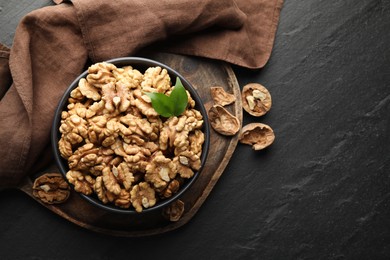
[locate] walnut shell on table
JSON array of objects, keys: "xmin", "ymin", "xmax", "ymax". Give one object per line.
[
  {"xmin": 208, "ymin": 105, "xmax": 240, "ymax": 136},
  {"xmin": 239, "ymin": 123, "xmax": 275, "ymax": 150},
  {"xmin": 210, "ymin": 86, "xmax": 236, "ymax": 106},
  {"xmin": 241, "ymin": 83, "xmax": 272, "ymax": 116}
]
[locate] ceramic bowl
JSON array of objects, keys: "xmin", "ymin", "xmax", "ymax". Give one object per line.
[{"xmin": 51, "ymin": 57, "xmax": 210, "ymax": 214}]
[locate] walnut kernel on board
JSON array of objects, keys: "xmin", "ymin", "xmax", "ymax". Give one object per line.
[
  {"xmin": 32, "ymin": 173, "xmax": 70, "ymax": 204},
  {"xmin": 210, "ymin": 86, "xmax": 236, "ymax": 106},
  {"xmin": 208, "ymin": 105, "xmax": 240, "ymax": 136},
  {"xmin": 162, "ymin": 199, "xmax": 185, "ymax": 222},
  {"xmin": 239, "ymin": 123, "xmax": 275, "ymax": 150},
  {"xmin": 241, "ymin": 83, "xmax": 272, "ymax": 116}
]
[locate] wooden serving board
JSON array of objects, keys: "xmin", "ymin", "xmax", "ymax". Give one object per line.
[{"xmin": 17, "ymin": 53, "xmax": 243, "ymax": 237}]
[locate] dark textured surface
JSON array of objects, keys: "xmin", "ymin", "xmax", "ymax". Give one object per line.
[{"xmin": 1, "ymin": 0, "xmax": 390, "ymax": 259}]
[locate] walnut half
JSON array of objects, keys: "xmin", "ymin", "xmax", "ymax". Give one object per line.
[
  {"xmin": 210, "ymin": 86, "xmax": 236, "ymax": 106},
  {"xmin": 242, "ymin": 83, "xmax": 272, "ymax": 116},
  {"xmin": 162, "ymin": 199, "xmax": 185, "ymax": 222},
  {"xmin": 130, "ymin": 182, "xmax": 157, "ymax": 213},
  {"xmin": 208, "ymin": 105, "xmax": 240, "ymax": 136},
  {"xmin": 32, "ymin": 173, "xmax": 70, "ymax": 204},
  {"xmin": 239, "ymin": 123, "xmax": 275, "ymax": 150}
]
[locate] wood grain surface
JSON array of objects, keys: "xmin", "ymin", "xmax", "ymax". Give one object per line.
[{"xmin": 17, "ymin": 52, "xmax": 243, "ymax": 237}]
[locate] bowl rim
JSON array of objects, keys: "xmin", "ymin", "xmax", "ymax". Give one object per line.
[{"xmin": 51, "ymin": 56, "xmax": 210, "ymax": 214}]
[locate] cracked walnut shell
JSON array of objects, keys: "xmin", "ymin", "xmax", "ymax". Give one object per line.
[
  {"xmin": 210, "ymin": 86, "xmax": 236, "ymax": 106},
  {"xmin": 32, "ymin": 173, "xmax": 70, "ymax": 204},
  {"xmin": 242, "ymin": 83, "xmax": 272, "ymax": 116},
  {"xmin": 239, "ymin": 123, "xmax": 275, "ymax": 150},
  {"xmin": 208, "ymin": 105, "xmax": 240, "ymax": 136}
]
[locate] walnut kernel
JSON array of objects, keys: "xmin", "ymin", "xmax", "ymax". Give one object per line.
[
  {"xmin": 162, "ymin": 200, "xmax": 185, "ymax": 222},
  {"xmin": 130, "ymin": 182, "xmax": 156, "ymax": 213},
  {"xmin": 32, "ymin": 173, "xmax": 70, "ymax": 204}
]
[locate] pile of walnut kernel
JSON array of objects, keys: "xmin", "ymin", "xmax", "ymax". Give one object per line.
[{"xmin": 58, "ymin": 62, "xmax": 205, "ymax": 213}]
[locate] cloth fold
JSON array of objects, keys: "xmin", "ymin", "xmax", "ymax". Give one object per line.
[
  {"xmin": 71, "ymin": 0, "xmax": 248, "ymax": 63},
  {"xmin": 0, "ymin": 0, "xmax": 283, "ymax": 188}
]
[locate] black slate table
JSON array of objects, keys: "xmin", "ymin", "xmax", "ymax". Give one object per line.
[{"xmin": 1, "ymin": 0, "xmax": 389, "ymax": 259}]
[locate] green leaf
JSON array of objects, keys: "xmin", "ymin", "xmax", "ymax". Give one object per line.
[
  {"xmin": 145, "ymin": 77, "xmax": 188, "ymax": 117},
  {"xmin": 170, "ymin": 77, "xmax": 188, "ymax": 116},
  {"xmin": 145, "ymin": 92, "xmax": 175, "ymax": 117}
]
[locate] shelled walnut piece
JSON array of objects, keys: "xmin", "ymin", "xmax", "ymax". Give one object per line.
[
  {"xmin": 162, "ymin": 199, "xmax": 185, "ymax": 222},
  {"xmin": 239, "ymin": 123, "xmax": 275, "ymax": 150},
  {"xmin": 32, "ymin": 173, "xmax": 70, "ymax": 204},
  {"xmin": 242, "ymin": 83, "xmax": 272, "ymax": 116},
  {"xmin": 58, "ymin": 62, "xmax": 205, "ymax": 212}
]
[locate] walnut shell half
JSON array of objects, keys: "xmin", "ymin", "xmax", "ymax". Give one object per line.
[
  {"xmin": 210, "ymin": 86, "xmax": 236, "ymax": 106},
  {"xmin": 239, "ymin": 123, "xmax": 275, "ymax": 150},
  {"xmin": 208, "ymin": 105, "xmax": 240, "ymax": 136},
  {"xmin": 242, "ymin": 83, "xmax": 272, "ymax": 116}
]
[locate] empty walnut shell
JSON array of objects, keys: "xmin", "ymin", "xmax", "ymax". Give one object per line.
[
  {"xmin": 241, "ymin": 83, "xmax": 272, "ymax": 116},
  {"xmin": 208, "ymin": 105, "xmax": 240, "ymax": 136},
  {"xmin": 32, "ymin": 173, "xmax": 70, "ymax": 204},
  {"xmin": 210, "ymin": 86, "xmax": 236, "ymax": 106},
  {"xmin": 239, "ymin": 123, "xmax": 275, "ymax": 150}
]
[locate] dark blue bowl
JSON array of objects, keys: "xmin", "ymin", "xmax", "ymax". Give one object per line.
[{"xmin": 51, "ymin": 57, "xmax": 210, "ymax": 214}]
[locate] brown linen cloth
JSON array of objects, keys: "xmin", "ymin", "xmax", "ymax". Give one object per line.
[{"xmin": 0, "ymin": 0, "xmax": 283, "ymax": 188}]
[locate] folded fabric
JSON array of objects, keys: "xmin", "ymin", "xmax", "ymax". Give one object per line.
[{"xmin": 0, "ymin": 0, "xmax": 283, "ymax": 188}]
